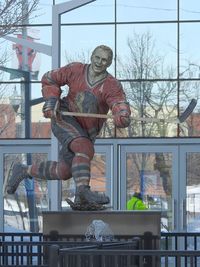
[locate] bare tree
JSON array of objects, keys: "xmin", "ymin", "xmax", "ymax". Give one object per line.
[
  {"xmin": 117, "ymin": 31, "xmax": 178, "ymax": 201},
  {"xmin": 0, "ymin": 0, "xmax": 39, "ymax": 138},
  {"xmin": 118, "ymin": 31, "xmax": 178, "ymax": 138},
  {"xmin": 119, "ymin": 32, "xmax": 199, "ymax": 206},
  {"xmin": 0, "ymin": 0, "xmax": 39, "ymax": 37}
]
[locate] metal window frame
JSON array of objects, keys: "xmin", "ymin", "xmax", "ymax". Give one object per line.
[{"xmin": 50, "ymin": 0, "xmax": 96, "ymax": 211}]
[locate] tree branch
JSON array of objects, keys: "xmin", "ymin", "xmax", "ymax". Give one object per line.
[{"xmin": 0, "ymin": 0, "xmax": 39, "ymax": 37}]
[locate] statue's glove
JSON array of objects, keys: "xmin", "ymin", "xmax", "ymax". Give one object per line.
[
  {"xmin": 112, "ymin": 102, "xmax": 131, "ymax": 128},
  {"xmin": 114, "ymin": 111, "xmax": 130, "ymax": 128},
  {"xmin": 42, "ymin": 97, "xmax": 59, "ymax": 119}
]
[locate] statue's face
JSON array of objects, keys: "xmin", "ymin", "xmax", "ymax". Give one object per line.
[{"xmin": 90, "ymin": 48, "xmax": 112, "ymax": 74}]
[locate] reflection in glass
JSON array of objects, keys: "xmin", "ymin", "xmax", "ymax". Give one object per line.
[
  {"xmin": 60, "ymin": 0, "xmax": 115, "ymax": 23},
  {"xmin": 0, "ymin": 27, "xmax": 51, "ymax": 82},
  {"xmin": 117, "ymin": 0, "xmax": 177, "ymax": 21},
  {"xmin": 60, "ymin": 25, "xmax": 115, "ymax": 75},
  {"xmin": 31, "ymin": 103, "xmax": 51, "ymax": 138},
  {"xmin": 118, "ymin": 81, "xmax": 178, "ymax": 138},
  {"xmin": 99, "ymin": 118, "xmax": 115, "ymax": 138},
  {"xmin": 0, "ymin": 25, "xmax": 51, "ymax": 122},
  {"xmin": 179, "ymin": 91, "xmax": 199, "ymax": 137},
  {"xmin": 116, "ymin": 24, "xmax": 177, "ymax": 79},
  {"xmin": 29, "ymin": 1, "xmax": 53, "ymax": 24},
  {"xmin": 61, "ymin": 153, "xmax": 107, "ymax": 209},
  {"xmin": 0, "ymin": 83, "xmax": 51, "ymax": 139},
  {"xmin": 4, "ymin": 153, "xmax": 49, "ymax": 232},
  {"xmin": 90, "ymin": 154, "xmax": 106, "ymax": 192},
  {"xmin": 180, "ymin": 23, "xmax": 200, "ymax": 76},
  {"xmin": 0, "ymin": 84, "xmax": 24, "ymax": 138},
  {"xmin": 186, "ymin": 153, "xmax": 200, "ymax": 232},
  {"xmin": 180, "ymin": 0, "xmax": 200, "ymax": 20},
  {"xmin": 126, "ymin": 152, "xmax": 172, "ymax": 231}
]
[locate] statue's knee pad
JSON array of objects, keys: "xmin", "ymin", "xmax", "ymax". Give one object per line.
[{"xmin": 69, "ymin": 137, "xmax": 94, "ymax": 160}]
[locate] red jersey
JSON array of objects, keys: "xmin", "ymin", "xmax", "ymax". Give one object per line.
[{"xmin": 41, "ymin": 62, "xmax": 129, "ymax": 139}]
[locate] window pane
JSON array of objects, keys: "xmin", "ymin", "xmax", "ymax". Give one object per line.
[
  {"xmin": 90, "ymin": 153, "xmax": 107, "ymax": 192},
  {"xmin": 180, "ymin": 86, "xmax": 200, "ymax": 137},
  {"xmin": 60, "ymin": 25, "xmax": 115, "ymax": 75},
  {"xmin": 0, "ymin": 82, "xmax": 49, "ymax": 139},
  {"xmin": 0, "ymin": 83, "xmax": 24, "ymax": 138},
  {"xmin": 116, "ymin": 24, "xmax": 177, "ymax": 79},
  {"xmin": 31, "ymin": 82, "xmax": 43, "ymax": 100},
  {"xmin": 1, "ymin": 26, "xmax": 51, "ymax": 82},
  {"xmin": 118, "ymin": 81, "xmax": 178, "ymax": 137},
  {"xmin": 31, "ymin": 103, "xmax": 51, "ymax": 138},
  {"xmin": 117, "ymin": 0, "xmax": 177, "ymax": 21},
  {"xmin": 61, "ymin": 152, "xmax": 108, "ymax": 209},
  {"xmin": 126, "ymin": 152, "xmax": 173, "ymax": 232},
  {"xmin": 186, "ymin": 152, "xmax": 200, "ymax": 232},
  {"xmin": 180, "ymin": 0, "xmax": 200, "ymax": 20},
  {"xmin": 98, "ymin": 119, "xmax": 115, "ymax": 138},
  {"xmin": 61, "ymin": 0, "xmax": 115, "ymax": 23},
  {"xmin": 30, "ymin": 1, "xmax": 53, "ymax": 24},
  {"xmin": 180, "ymin": 23, "xmax": 200, "ymax": 77},
  {"xmin": 4, "ymin": 153, "xmax": 49, "ymax": 232}
]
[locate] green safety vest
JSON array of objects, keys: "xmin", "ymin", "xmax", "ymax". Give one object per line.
[{"xmin": 127, "ymin": 196, "xmax": 148, "ymax": 210}]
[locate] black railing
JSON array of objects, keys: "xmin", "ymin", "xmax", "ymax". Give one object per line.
[
  {"xmin": 49, "ymin": 246, "xmax": 200, "ymax": 267},
  {"xmin": 161, "ymin": 232, "xmax": 200, "ymax": 250},
  {"xmin": 0, "ymin": 232, "xmax": 200, "ymax": 266}
]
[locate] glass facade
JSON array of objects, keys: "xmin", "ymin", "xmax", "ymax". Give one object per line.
[
  {"xmin": 0, "ymin": 0, "xmax": 199, "ymax": 138},
  {"xmin": 126, "ymin": 151, "xmax": 173, "ymax": 231},
  {"xmin": 1, "ymin": 0, "xmax": 200, "ymax": 233}
]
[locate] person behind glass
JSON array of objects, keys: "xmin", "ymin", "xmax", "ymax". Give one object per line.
[
  {"xmin": 127, "ymin": 192, "xmax": 148, "ymax": 210},
  {"xmin": 6, "ymin": 45, "xmax": 131, "ymax": 209}
]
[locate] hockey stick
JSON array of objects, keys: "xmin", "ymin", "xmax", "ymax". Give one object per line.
[{"xmin": 61, "ymin": 98, "xmax": 197, "ymax": 124}]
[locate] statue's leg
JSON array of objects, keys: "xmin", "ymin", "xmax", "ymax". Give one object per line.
[
  {"xmin": 6, "ymin": 116, "xmax": 75, "ymax": 195},
  {"xmin": 6, "ymin": 159, "xmax": 72, "ymax": 195},
  {"xmin": 30, "ymin": 159, "xmax": 72, "ymax": 180},
  {"xmin": 69, "ymin": 137, "xmax": 93, "ymax": 187},
  {"xmin": 69, "ymin": 137, "xmax": 110, "ymax": 205},
  {"xmin": 51, "ymin": 115, "xmax": 110, "ymax": 207}
]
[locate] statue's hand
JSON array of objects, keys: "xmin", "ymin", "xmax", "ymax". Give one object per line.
[
  {"xmin": 43, "ymin": 109, "xmax": 54, "ymax": 119},
  {"xmin": 114, "ymin": 111, "xmax": 130, "ymax": 128}
]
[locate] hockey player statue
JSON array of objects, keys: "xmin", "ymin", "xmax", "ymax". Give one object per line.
[{"xmin": 7, "ymin": 45, "xmax": 131, "ymax": 210}]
